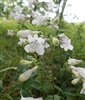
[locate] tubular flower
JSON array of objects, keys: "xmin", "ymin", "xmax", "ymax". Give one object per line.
[
  {"xmin": 58, "ymin": 34, "xmax": 73, "ymax": 51},
  {"xmin": 70, "ymin": 66, "xmax": 85, "ymax": 79},
  {"xmin": 68, "ymin": 58, "xmax": 82, "ymax": 66},
  {"xmin": 70, "ymin": 66, "xmax": 85, "ymax": 94},
  {"xmin": 80, "ymin": 81, "xmax": 85, "ymax": 94},
  {"xmin": 71, "ymin": 78, "xmax": 80, "ymax": 85},
  {"xmin": 28, "ymin": 0, "xmax": 37, "ymax": 8},
  {"xmin": 19, "ymin": 66, "xmax": 38, "ymax": 82},
  {"xmin": 32, "ymin": 16, "xmax": 46, "ymax": 25},
  {"xmin": 24, "ymin": 34, "xmax": 49, "ymax": 55},
  {"xmin": 9, "ymin": 5, "xmax": 25, "ymax": 21},
  {"xmin": 17, "ymin": 30, "xmax": 40, "ymax": 38}
]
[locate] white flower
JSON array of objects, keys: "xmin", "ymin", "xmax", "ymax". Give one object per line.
[
  {"xmin": 71, "ymin": 78, "xmax": 80, "ymax": 85},
  {"xmin": 7, "ymin": 30, "xmax": 15, "ymax": 36},
  {"xmin": 31, "ymin": 11, "xmax": 40, "ymax": 18},
  {"xmin": 70, "ymin": 66, "xmax": 85, "ymax": 79},
  {"xmin": 14, "ymin": 13, "xmax": 25, "ymax": 21},
  {"xmin": 17, "ymin": 30, "xmax": 39, "ymax": 38},
  {"xmin": 19, "ymin": 66, "xmax": 38, "ymax": 82},
  {"xmin": 80, "ymin": 81, "xmax": 85, "ymax": 94},
  {"xmin": 18, "ymin": 38, "xmax": 28, "ymax": 45},
  {"xmin": 10, "ymin": 12, "xmax": 25, "ymax": 21},
  {"xmin": 9, "ymin": 5, "xmax": 25, "ymax": 21},
  {"xmin": 28, "ymin": 0, "xmax": 37, "ymax": 8},
  {"xmin": 68, "ymin": 58, "xmax": 82, "ymax": 65},
  {"xmin": 58, "ymin": 34, "xmax": 73, "ymax": 51},
  {"xmin": 20, "ymin": 95, "xmax": 43, "ymax": 100},
  {"xmin": 13, "ymin": 5, "xmax": 22, "ymax": 13},
  {"xmin": 24, "ymin": 34, "xmax": 49, "ymax": 55},
  {"xmin": 32, "ymin": 16, "xmax": 46, "ymax": 25}
]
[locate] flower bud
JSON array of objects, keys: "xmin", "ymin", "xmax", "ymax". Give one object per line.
[
  {"xmin": 20, "ymin": 60, "xmax": 32, "ymax": 65},
  {"xmin": 32, "ymin": 58, "xmax": 37, "ymax": 62},
  {"xmin": 52, "ymin": 37, "xmax": 59, "ymax": 46},
  {"xmin": 19, "ymin": 66, "xmax": 38, "ymax": 82},
  {"xmin": 17, "ymin": 30, "xmax": 40, "ymax": 38},
  {"xmin": 17, "ymin": 30, "xmax": 32, "ymax": 38},
  {"xmin": 71, "ymin": 78, "xmax": 79, "ymax": 85},
  {"xmin": 72, "ymin": 70, "xmax": 80, "ymax": 78}
]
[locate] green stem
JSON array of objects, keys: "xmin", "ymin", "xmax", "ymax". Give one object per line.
[{"xmin": 52, "ymin": 65, "xmax": 55, "ymax": 100}]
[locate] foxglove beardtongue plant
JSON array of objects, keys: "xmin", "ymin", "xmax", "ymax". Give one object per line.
[
  {"xmin": 5, "ymin": 0, "xmax": 85, "ymax": 99},
  {"xmin": 19, "ymin": 66, "xmax": 38, "ymax": 82},
  {"xmin": 58, "ymin": 34, "xmax": 73, "ymax": 51},
  {"xmin": 24, "ymin": 34, "xmax": 49, "ymax": 55}
]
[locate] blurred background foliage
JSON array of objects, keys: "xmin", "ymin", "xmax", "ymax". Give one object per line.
[{"xmin": 0, "ymin": 0, "xmax": 85, "ymax": 100}]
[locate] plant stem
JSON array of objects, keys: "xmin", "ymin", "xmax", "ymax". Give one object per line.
[{"xmin": 52, "ymin": 65, "xmax": 55, "ymax": 100}]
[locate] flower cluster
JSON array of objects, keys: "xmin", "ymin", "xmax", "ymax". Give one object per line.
[
  {"xmin": 5, "ymin": 0, "xmax": 84, "ymax": 99},
  {"xmin": 10, "ymin": 5, "xmax": 25, "ymax": 21},
  {"xmin": 70, "ymin": 66, "xmax": 85, "ymax": 94},
  {"xmin": 68, "ymin": 58, "xmax": 85, "ymax": 94}
]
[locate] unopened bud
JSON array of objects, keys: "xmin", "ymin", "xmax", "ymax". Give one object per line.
[
  {"xmin": 72, "ymin": 70, "xmax": 80, "ymax": 78},
  {"xmin": 71, "ymin": 78, "xmax": 79, "ymax": 85},
  {"xmin": 52, "ymin": 37, "xmax": 59, "ymax": 46},
  {"xmin": 20, "ymin": 60, "xmax": 32, "ymax": 65},
  {"xmin": 19, "ymin": 66, "xmax": 38, "ymax": 82},
  {"xmin": 32, "ymin": 58, "xmax": 37, "ymax": 62}
]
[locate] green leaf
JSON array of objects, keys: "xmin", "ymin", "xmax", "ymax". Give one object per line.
[
  {"xmin": 0, "ymin": 67, "xmax": 17, "ymax": 73},
  {"xmin": 63, "ymin": 92, "xmax": 79, "ymax": 96},
  {"xmin": 32, "ymin": 80, "xmax": 42, "ymax": 90},
  {"xmin": 45, "ymin": 95, "xmax": 61, "ymax": 100},
  {"xmin": 43, "ymin": 82, "xmax": 53, "ymax": 94},
  {"xmin": 22, "ymin": 78, "xmax": 42, "ymax": 90},
  {"xmin": 54, "ymin": 84, "xmax": 63, "ymax": 93}
]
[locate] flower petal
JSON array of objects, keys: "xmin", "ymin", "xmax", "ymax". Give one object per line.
[
  {"xmin": 24, "ymin": 45, "xmax": 33, "ymax": 53},
  {"xmin": 36, "ymin": 45, "xmax": 44, "ymax": 55},
  {"xmin": 28, "ymin": 34, "xmax": 33, "ymax": 43}
]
